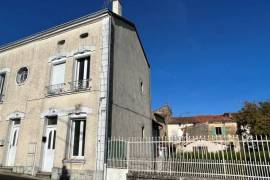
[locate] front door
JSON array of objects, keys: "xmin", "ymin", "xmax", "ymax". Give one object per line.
[
  {"xmin": 42, "ymin": 126, "xmax": 56, "ymax": 172},
  {"xmin": 7, "ymin": 122, "xmax": 20, "ymax": 166}
]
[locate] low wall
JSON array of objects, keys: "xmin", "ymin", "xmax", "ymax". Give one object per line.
[
  {"xmin": 106, "ymin": 168, "xmax": 128, "ymax": 180},
  {"xmin": 127, "ymin": 172, "xmax": 221, "ymax": 180}
]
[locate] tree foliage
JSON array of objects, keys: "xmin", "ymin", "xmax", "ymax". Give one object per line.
[{"xmin": 235, "ymin": 101, "xmax": 270, "ymax": 136}]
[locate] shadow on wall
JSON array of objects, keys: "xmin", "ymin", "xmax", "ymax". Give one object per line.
[{"xmin": 60, "ymin": 166, "xmax": 70, "ymax": 180}]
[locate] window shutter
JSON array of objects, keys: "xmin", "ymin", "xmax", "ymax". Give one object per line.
[
  {"xmin": 211, "ymin": 127, "xmax": 216, "ymax": 136},
  {"xmin": 51, "ymin": 63, "xmax": 65, "ymax": 85},
  {"xmin": 221, "ymin": 127, "xmax": 226, "ymax": 135}
]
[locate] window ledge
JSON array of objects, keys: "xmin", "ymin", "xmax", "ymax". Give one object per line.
[
  {"xmin": 63, "ymin": 159, "xmax": 86, "ymax": 164},
  {"xmin": 45, "ymin": 88, "xmax": 92, "ymax": 98}
]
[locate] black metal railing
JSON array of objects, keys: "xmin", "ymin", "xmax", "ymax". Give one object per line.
[
  {"xmin": 46, "ymin": 83, "xmax": 66, "ymax": 95},
  {"xmin": 69, "ymin": 79, "xmax": 90, "ymax": 91},
  {"xmin": 46, "ymin": 79, "xmax": 91, "ymax": 96}
]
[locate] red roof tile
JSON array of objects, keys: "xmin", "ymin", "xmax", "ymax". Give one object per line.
[{"xmin": 168, "ymin": 114, "xmax": 235, "ymax": 124}]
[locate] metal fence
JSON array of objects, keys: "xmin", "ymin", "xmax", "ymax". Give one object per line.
[{"xmin": 107, "ymin": 135, "xmax": 270, "ymax": 179}]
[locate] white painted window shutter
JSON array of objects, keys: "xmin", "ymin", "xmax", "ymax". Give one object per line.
[{"xmin": 51, "ymin": 63, "xmax": 65, "ymax": 85}]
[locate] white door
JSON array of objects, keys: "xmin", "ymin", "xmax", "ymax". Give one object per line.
[
  {"xmin": 7, "ymin": 126, "xmax": 20, "ymax": 166},
  {"xmin": 42, "ymin": 127, "xmax": 56, "ymax": 172}
]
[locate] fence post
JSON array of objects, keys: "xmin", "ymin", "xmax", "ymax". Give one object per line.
[
  {"xmin": 127, "ymin": 140, "xmax": 130, "ymax": 172},
  {"xmin": 222, "ymin": 136, "xmax": 227, "ymax": 179}
]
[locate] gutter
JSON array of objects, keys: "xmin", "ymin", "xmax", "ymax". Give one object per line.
[{"xmin": 0, "ymin": 9, "xmax": 109, "ymax": 53}]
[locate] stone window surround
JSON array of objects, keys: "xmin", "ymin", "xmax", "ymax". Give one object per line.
[
  {"xmin": 7, "ymin": 111, "xmax": 26, "ymax": 121},
  {"xmin": 69, "ymin": 118, "xmax": 86, "ymax": 158},
  {"xmin": 66, "ymin": 112, "xmax": 87, "ymax": 161},
  {"xmin": 41, "ymin": 108, "xmax": 91, "ymax": 164}
]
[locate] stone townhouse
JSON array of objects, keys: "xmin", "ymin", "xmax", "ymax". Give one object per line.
[{"xmin": 0, "ymin": 1, "xmax": 151, "ymax": 179}]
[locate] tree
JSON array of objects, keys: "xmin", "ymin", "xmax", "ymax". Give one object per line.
[{"xmin": 234, "ymin": 101, "xmax": 270, "ymax": 136}]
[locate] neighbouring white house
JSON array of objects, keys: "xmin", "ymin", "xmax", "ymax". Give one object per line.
[{"xmin": 167, "ymin": 113, "xmax": 240, "ymax": 153}]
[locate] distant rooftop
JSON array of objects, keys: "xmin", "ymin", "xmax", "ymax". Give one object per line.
[{"xmin": 168, "ymin": 113, "xmax": 235, "ymax": 124}]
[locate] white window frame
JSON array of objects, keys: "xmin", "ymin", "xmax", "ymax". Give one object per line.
[
  {"xmin": 69, "ymin": 118, "xmax": 86, "ymax": 159},
  {"xmin": 50, "ymin": 62, "xmax": 66, "ymax": 85},
  {"xmin": 0, "ymin": 73, "xmax": 6, "ymax": 100},
  {"xmin": 74, "ymin": 55, "xmax": 90, "ymax": 82}
]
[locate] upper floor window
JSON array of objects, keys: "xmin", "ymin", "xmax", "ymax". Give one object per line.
[
  {"xmin": 140, "ymin": 81, "xmax": 144, "ymax": 94},
  {"xmin": 0, "ymin": 73, "xmax": 6, "ymax": 102},
  {"xmin": 71, "ymin": 56, "xmax": 90, "ymax": 90},
  {"xmin": 215, "ymin": 127, "xmax": 222, "ymax": 135},
  {"xmin": 48, "ymin": 62, "xmax": 66, "ymax": 94},
  {"xmin": 16, "ymin": 67, "xmax": 28, "ymax": 85}
]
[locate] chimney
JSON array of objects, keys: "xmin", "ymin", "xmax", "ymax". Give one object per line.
[{"xmin": 112, "ymin": 0, "xmax": 122, "ymax": 16}]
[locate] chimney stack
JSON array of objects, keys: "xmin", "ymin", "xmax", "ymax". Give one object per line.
[{"xmin": 112, "ymin": 0, "xmax": 122, "ymax": 16}]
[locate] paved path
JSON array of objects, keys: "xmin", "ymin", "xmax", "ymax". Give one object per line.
[{"xmin": 0, "ymin": 173, "xmax": 36, "ymax": 180}]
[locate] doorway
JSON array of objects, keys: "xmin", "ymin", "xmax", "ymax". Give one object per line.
[
  {"xmin": 6, "ymin": 119, "xmax": 21, "ymax": 166},
  {"xmin": 42, "ymin": 117, "xmax": 57, "ymax": 172}
]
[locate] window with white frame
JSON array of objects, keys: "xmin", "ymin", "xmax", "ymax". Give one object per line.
[
  {"xmin": 0, "ymin": 73, "xmax": 6, "ymax": 101},
  {"xmin": 48, "ymin": 62, "xmax": 66, "ymax": 94},
  {"xmin": 51, "ymin": 62, "xmax": 65, "ymax": 85},
  {"xmin": 70, "ymin": 118, "xmax": 86, "ymax": 158},
  {"xmin": 73, "ymin": 56, "xmax": 90, "ymax": 90}
]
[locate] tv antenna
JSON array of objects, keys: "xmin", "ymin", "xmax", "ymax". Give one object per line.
[{"xmin": 103, "ymin": 0, "xmax": 110, "ymax": 9}]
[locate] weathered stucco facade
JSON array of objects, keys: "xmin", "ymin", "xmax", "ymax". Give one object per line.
[
  {"xmin": 0, "ymin": 9, "xmax": 151, "ymax": 180},
  {"xmin": 167, "ymin": 114, "xmax": 239, "ymax": 153}
]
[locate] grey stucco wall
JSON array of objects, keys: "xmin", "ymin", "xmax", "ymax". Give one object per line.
[{"xmin": 109, "ymin": 17, "xmax": 152, "ymax": 138}]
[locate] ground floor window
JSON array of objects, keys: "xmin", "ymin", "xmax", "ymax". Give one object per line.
[
  {"xmin": 70, "ymin": 119, "xmax": 86, "ymax": 158},
  {"xmin": 193, "ymin": 146, "xmax": 208, "ymax": 153}
]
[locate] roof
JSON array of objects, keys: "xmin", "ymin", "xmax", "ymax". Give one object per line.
[
  {"xmin": 0, "ymin": 9, "xmax": 150, "ymax": 67},
  {"xmin": 0, "ymin": 9, "xmax": 108, "ymax": 52},
  {"xmin": 168, "ymin": 114, "xmax": 235, "ymax": 124},
  {"xmin": 152, "ymin": 112, "xmax": 166, "ymax": 126}
]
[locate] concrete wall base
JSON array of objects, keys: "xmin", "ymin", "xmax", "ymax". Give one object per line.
[
  {"xmin": 51, "ymin": 167, "xmax": 94, "ymax": 180},
  {"xmin": 12, "ymin": 166, "xmax": 36, "ymax": 176},
  {"xmin": 106, "ymin": 168, "xmax": 128, "ymax": 180},
  {"xmin": 127, "ymin": 172, "xmax": 221, "ymax": 180}
]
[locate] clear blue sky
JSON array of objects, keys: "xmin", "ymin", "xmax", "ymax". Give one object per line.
[{"xmin": 1, "ymin": 0, "xmax": 270, "ymax": 116}]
